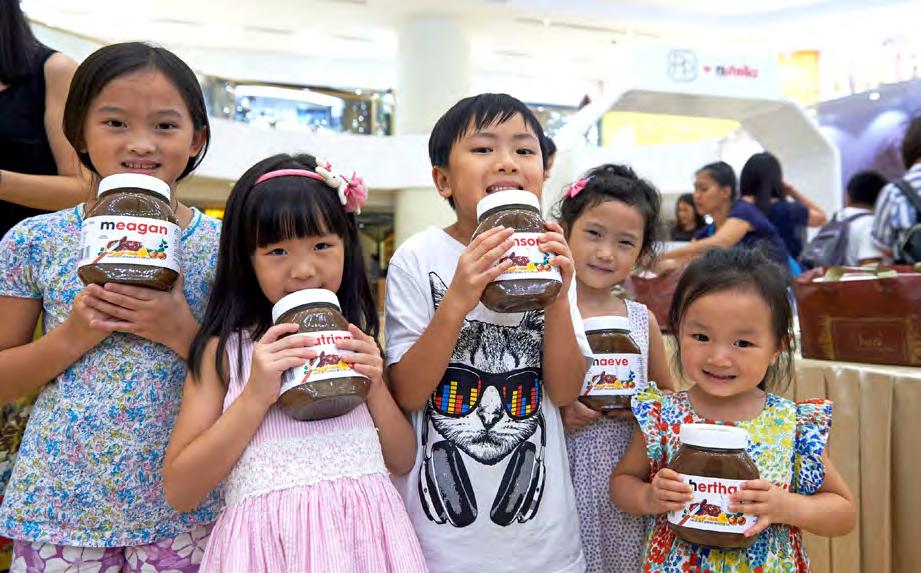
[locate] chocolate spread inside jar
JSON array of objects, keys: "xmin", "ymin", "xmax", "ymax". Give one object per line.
[
  {"xmin": 667, "ymin": 424, "xmax": 760, "ymax": 549},
  {"xmin": 471, "ymin": 190, "xmax": 562, "ymax": 313},
  {"xmin": 578, "ymin": 316, "xmax": 643, "ymax": 412},
  {"xmin": 272, "ymin": 289, "xmax": 370, "ymax": 421},
  {"xmin": 78, "ymin": 173, "xmax": 180, "ymax": 290}
]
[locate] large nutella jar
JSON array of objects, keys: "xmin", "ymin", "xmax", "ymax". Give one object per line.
[
  {"xmin": 579, "ymin": 316, "xmax": 643, "ymax": 412},
  {"xmin": 272, "ymin": 289, "xmax": 370, "ymax": 421},
  {"xmin": 667, "ymin": 424, "xmax": 760, "ymax": 549},
  {"xmin": 471, "ymin": 191, "xmax": 562, "ymax": 313},
  {"xmin": 78, "ymin": 174, "xmax": 180, "ymax": 290}
]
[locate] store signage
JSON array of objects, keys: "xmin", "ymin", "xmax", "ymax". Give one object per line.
[{"xmin": 628, "ymin": 44, "xmax": 779, "ymax": 99}]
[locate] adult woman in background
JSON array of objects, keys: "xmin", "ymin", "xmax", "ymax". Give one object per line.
[
  {"xmin": 657, "ymin": 161, "xmax": 790, "ymax": 271},
  {"xmin": 739, "ymin": 151, "xmax": 827, "ymax": 259},
  {"xmin": 0, "ymin": 3, "xmax": 84, "ymax": 569},
  {"xmin": 669, "ymin": 192, "xmax": 705, "ymax": 241},
  {"xmin": 1, "ymin": 0, "xmax": 86, "ymax": 240}
]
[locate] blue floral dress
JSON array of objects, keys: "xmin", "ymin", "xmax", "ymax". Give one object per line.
[
  {"xmin": 0, "ymin": 206, "xmax": 223, "ymax": 547},
  {"xmin": 632, "ymin": 384, "xmax": 832, "ymax": 573}
]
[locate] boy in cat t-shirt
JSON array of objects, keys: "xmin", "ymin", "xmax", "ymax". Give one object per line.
[{"xmin": 385, "ymin": 93, "xmax": 591, "ymax": 573}]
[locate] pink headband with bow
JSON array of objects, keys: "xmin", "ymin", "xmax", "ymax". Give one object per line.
[{"xmin": 254, "ymin": 159, "xmax": 368, "ymax": 214}]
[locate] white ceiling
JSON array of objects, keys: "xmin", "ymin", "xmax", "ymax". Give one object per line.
[{"xmin": 23, "ymin": 0, "xmax": 921, "ymax": 92}]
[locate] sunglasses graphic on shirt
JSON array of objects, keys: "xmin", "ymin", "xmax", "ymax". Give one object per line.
[{"xmin": 431, "ymin": 363, "xmax": 542, "ymax": 419}]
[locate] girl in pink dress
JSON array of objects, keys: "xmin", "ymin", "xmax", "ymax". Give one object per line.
[{"xmin": 163, "ymin": 153, "xmax": 427, "ymax": 572}]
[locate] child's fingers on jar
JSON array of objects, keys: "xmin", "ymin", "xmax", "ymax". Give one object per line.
[
  {"xmin": 273, "ymin": 346, "xmax": 317, "ymax": 362},
  {"xmin": 336, "ymin": 333, "xmax": 374, "ymax": 353},
  {"xmin": 655, "ymin": 487, "xmax": 692, "ymax": 505},
  {"xmin": 484, "ymin": 258, "xmax": 515, "ymax": 280},
  {"xmin": 730, "ymin": 488, "xmax": 765, "ymax": 504},
  {"xmin": 339, "ymin": 348, "xmax": 380, "ymax": 367},
  {"xmin": 544, "ymin": 221, "xmax": 565, "ymax": 235},
  {"xmin": 469, "ymin": 227, "xmax": 513, "ymax": 257},
  {"xmin": 740, "ymin": 478, "xmax": 771, "ymax": 491},
  {"xmin": 346, "ymin": 323, "xmax": 373, "ymax": 341},
  {"xmin": 656, "ymin": 470, "xmax": 691, "ymax": 490},
  {"xmin": 351, "ymin": 362, "xmax": 381, "ymax": 378},
  {"xmin": 273, "ymin": 357, "xmax": 310, "ymax": 374},
  {"xmin": 266, "ymin": 332, "xmax": 316, "ymax": 352},
  {"xmin": 477, "ymin": 238, "xmax": 514, "ymax": 267},
  {"xmin": 260, "ymin": 323, "xmax": 302, "ymax": 344},
  {"xmin": 660, "ymin": 500, "xmax": 688, "ymax": 512}
]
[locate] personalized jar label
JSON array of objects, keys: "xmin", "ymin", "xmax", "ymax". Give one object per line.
[
  {"xmin": 280, "ymin": 330, "xmax": 369, "ymax": 394},
  {"xmin": 493, "ymin": 232, "xmax": 562, "ymax": 283},
  {"xmin": 582, "ymin": 353, "xmax": 642, "ymax": 396},
  {"xmin": 79, "ymin": 215, "xmax": 180, "ymax": 272},
  {"xmin": 667, "ymin": 475, "xmax": 757, "ymax": 533}
]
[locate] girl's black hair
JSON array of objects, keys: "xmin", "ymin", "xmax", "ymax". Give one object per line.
[
  {"xmin": 696, "ymin": 161, "xmax": 738, "ymax": 200},
  {"xmin": 739, "ymin": 151, "xmax": 784, "ymax": 215},
  {"xmin": 428, "ymin": 93, "xmax": 548, "ymax": 209},
  {"xmin": 62, "ymin": 42, "xmax": 210, "ymax": 180},
  {"xmin": 553, "ymin": 163, "xmax": 661, "ymax": 265},
  {"xmin": 189, "ymin": 153, "xmax": 378, "ymax": 383},
  {"xmin": 667, "ymin": 246, "xmax": 794, "ymax": 393},
  {"xmin": 676, "ymin": 192, "xmax": 705, "ymax": 230},
  {"xmin": 0, "ymin": 0, "xmax": 43, "ymax": 84}
]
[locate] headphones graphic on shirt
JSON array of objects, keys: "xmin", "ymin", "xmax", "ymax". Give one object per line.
[{"xmin": 418, "ymin": 407, "xmax": 546, "ymax": 528}]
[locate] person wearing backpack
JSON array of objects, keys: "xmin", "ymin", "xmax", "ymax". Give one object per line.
[
  {"xmin": 799, "ymin": 171, "xmax": 886, "ymax": 269},
  {"xmin": 872, "ymin": 116, "xmax": 921, "ymax": 263}
]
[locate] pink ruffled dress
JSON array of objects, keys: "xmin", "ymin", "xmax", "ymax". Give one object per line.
[{"xmin": 200, "ymin": 334, "xmax": 427, "ymax": 572}]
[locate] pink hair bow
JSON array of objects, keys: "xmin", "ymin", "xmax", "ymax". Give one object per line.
[
  {"xmin": 565, "ymin": 177, "xmax": 589, "ymax": 199},
  {"xmin": 314, "ymin": 158, "xmax": 367, "ymax": 214},
  {"xmin": 343, "ymin": 172, "xmax": 368, "ymax": 214}
]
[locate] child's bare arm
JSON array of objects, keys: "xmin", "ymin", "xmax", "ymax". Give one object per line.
[
  {"xmin": 542, "ymin": 295, "xmax": 586, "ymax": 405},
  {"xmin": 389, "ymin": 227, "xmax": 513, "ymax": 411},
  {"xmin": 646, "ymin": 311, "xmax": 676, "ymax": 392},
  {"xmin": 611, "ymin": 427, "xmax": 692, "ymax": 515},
  {"xmin": 539, "ymin": 222, "xmax": 586, "ymax": 406},
  {"xmin": 0, "ymin": 292, "xmax": 111, "ymax": 404},
  {"xmin": 338, "ymin": 325, "xmax": 416, "ymax": 475},
  {"xmin": 730, "ymin": 451, "xmax": 856, "ymax": 538},
  {"xmin": 366, "ymin": 374, "xmax": 417, "ymax": 475},
  {"xmin": 163, "ymin": 327, "xmax": 314, "ymax": 512}
]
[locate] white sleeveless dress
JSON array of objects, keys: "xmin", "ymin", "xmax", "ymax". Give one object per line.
[{"xmin": 566, "ymin": 300, "xmax": 651, "ymax": 573}]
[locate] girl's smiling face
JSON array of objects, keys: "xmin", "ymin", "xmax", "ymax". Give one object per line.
[
  {"xmin": 82, "ymin": 68, "xmax": 206, "ymax": 189},
  {"xmin": 678, "ymin": 288, "xmax": 781, "ymax": 399},
  {"xmin": 568, "ymin": 199, "xmax": 645, "ymax": 292}
]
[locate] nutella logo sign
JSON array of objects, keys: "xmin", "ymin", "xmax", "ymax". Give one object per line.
[
  {"xmin": 701, "ymin": 63, "xmax": 759, "ymax": 79},
  {"xmin": 687, "ymin": 478, "xmax": 739, "ymax": 495},
  {"xmin": 99, "ymin": 221, "xmax": 169, "ymax": 235},
  {"xmin": 714, "ymin": 64, "xmax": 759, "ymax": 78}
]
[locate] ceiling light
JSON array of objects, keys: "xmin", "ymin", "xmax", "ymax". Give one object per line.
[{"xmin": 869, "ymin": 91, "xmax": 881, "ymax": 101}]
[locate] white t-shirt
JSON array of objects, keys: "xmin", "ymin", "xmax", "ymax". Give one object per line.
[
  {"xmin": 385, "ymin": 226, "xmax": 591, "ymax": 573},
  {"xmin": 837, "ymin": 206, "xmax": 883, "ymax": 265}
]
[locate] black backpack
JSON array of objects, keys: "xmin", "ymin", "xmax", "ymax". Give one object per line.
[
  {"xmin": 798, "ymin": 210, "xmax": 871, "ymax": 270},
  {"xmin": 892, "ymin": 179, "xmax": 921, "ymax": 264}
]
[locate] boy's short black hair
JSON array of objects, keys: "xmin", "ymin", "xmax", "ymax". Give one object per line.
[
  {"xmin": 429, "ymin": 93, "xmax": 548, "ymax": 209},
  {"xmin": 544, "ymin": 136, "xmax": 557, "ymax": 159},
  {"xmin": 902, "ymin": 116, "xmax": 921, "ymax": 169},
  {"xmin": 846, "ymin": 170, "xmax": 887, "ymax": 207}
]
